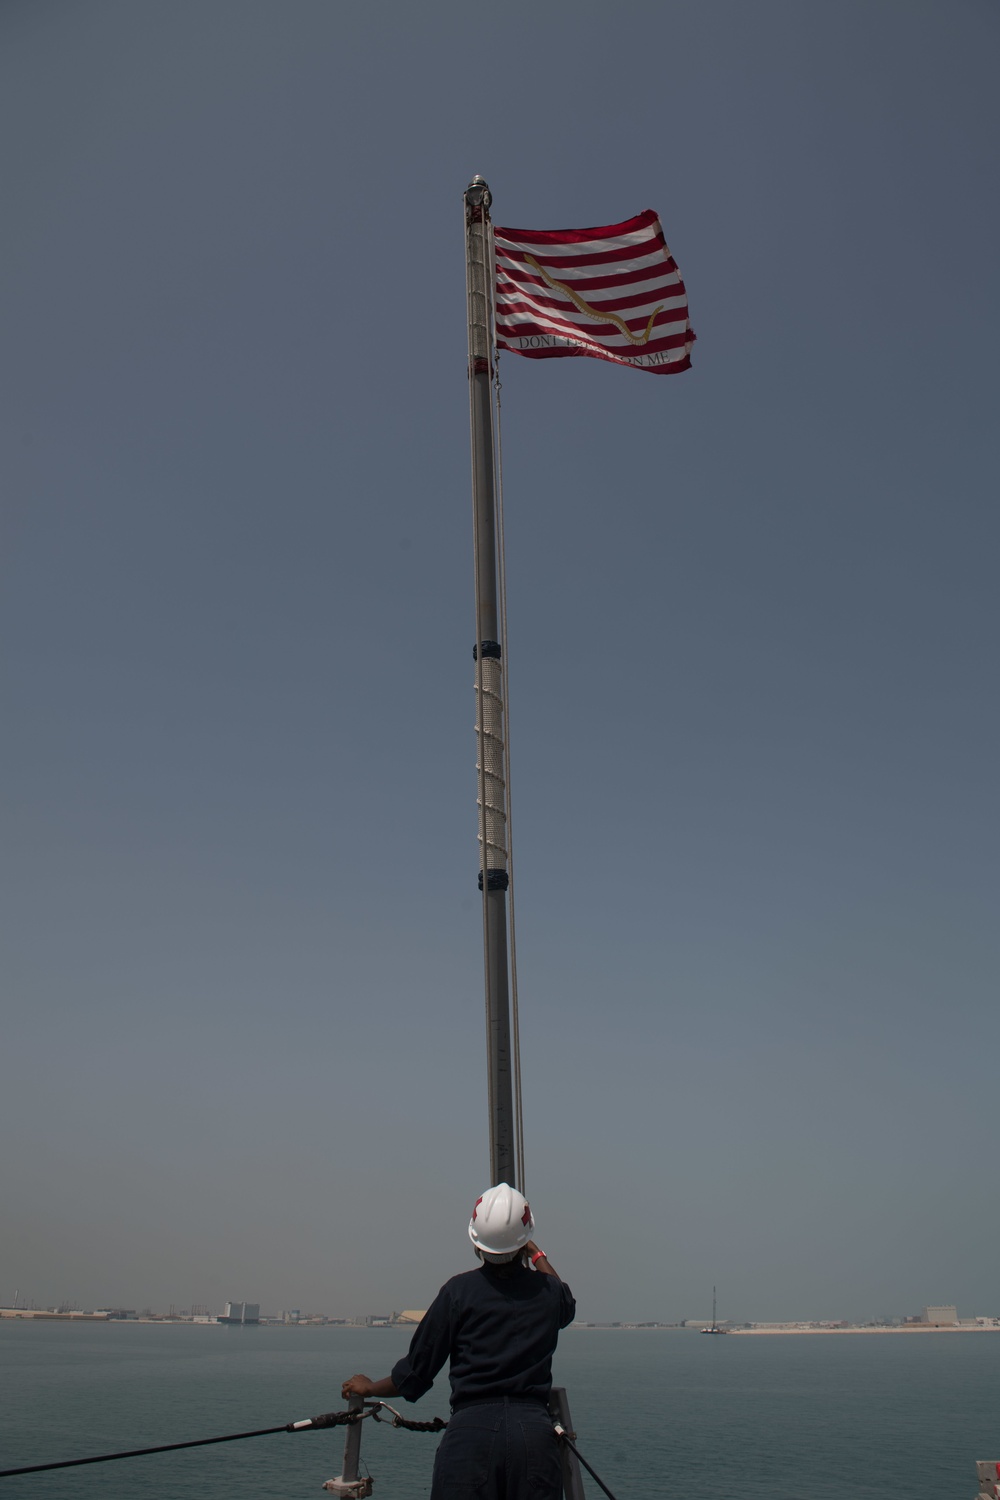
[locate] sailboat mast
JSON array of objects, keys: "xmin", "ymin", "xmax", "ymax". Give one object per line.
[{"xmin": 464, "ymin": 175, "xmax": 517, "ymax": 1190}]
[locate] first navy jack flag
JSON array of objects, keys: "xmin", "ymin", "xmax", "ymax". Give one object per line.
[{"xmin": 493, "ymin": 210, "xmax": 694, "ymax": 374}]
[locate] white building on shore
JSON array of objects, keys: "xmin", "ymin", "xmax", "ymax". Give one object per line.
[{"xmin": 922, "ymin": 1305, "xmax": 958, "ymax": 1325}]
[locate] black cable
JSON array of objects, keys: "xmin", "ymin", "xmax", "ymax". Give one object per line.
[
  {"xmin": 0, "ymin": 1425, "xmax": 293, "ymax": 1479},
  {"xmin": 0, "ymin": 1409, "xmax": 361, "ymax": 1479},
  {"xmin": 556, "ymin": 1430, "xmax": 621, "ymax": 1500}
]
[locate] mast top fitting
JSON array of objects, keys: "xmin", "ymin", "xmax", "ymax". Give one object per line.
[{"xmin": 465, "ymin": 175, "xmax": 492, "ymax": 210}]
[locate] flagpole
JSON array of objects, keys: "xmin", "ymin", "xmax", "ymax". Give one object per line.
[{"xmin": 465, "ymin": 175, "xmax": 517, "ymax": 1190}]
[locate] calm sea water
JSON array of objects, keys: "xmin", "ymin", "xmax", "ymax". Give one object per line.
[{"xmin": 1, "ymin": 1322, "xmax": 997, "ymax": 1500}]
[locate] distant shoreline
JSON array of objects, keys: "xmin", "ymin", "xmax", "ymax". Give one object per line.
[
  {"xmin": 4, "ymin": 1311, "xmax": 999, "ymax": 1335},
  {"xmin": 730, "ymin": 1325, "xmax": 1000, "ymax": 1336}
]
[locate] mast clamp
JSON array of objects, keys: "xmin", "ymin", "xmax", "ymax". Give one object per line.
[{"xmin": 323, "ymin": 1478, "xmax": 373, "ymax": 1498}]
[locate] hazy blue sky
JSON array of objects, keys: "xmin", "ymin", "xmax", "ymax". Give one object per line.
[{"xmin": 2, "ymin": 0, "xmax": 997, "ymax": 1325}]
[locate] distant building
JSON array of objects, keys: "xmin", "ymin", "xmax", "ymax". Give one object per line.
[
  {"xmin": 922, "ymin": 1305, "xmax": 958, "ymax": 1326},
  {"xmin": 220, "ymin": 1301, "xmax": 260, "ymax": 1324}
]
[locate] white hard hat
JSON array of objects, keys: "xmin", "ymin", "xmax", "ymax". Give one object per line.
[{"xmin": 468, "ymin": 1183, "xmax": 534, "ymax": 1256}]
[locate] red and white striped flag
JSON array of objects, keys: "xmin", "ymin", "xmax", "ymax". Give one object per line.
[{"xmin": 494, "ymin": 209, "xmax": 694, "ymax": 374}]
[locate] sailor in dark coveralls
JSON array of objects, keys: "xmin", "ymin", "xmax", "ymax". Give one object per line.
[{"xmin": 342, "ymin": 1183, "xmax": 575, "ymax": 1500}]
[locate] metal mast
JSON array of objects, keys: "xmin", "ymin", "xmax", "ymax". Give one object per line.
[
  {"xmin": 463, "ymin": 179, "xmax": 586, "ymax": 1500},
  {"xmin": 465, "ymin": 175, "xmax": 516, "ymax": 1190}
]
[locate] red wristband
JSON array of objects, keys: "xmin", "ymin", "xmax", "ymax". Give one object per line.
[{"xmin": 530, "ymin": 1250, "xmax": 547, "ymax": 1265}]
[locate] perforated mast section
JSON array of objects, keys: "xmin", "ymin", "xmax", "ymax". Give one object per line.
[{"xmin": 465, "ymin": 175, "xmax": 516, "ymax": 1191}]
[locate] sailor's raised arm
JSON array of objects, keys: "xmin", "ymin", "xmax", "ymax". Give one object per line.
[{"xmin": 525, "ymin": 1240, "xmax": 560, "ymax": 1279}]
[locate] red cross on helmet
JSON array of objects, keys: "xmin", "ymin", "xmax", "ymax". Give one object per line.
[{"xmin": 468, "ymin": 1183, "xmax": 534, "ymax": 1256}]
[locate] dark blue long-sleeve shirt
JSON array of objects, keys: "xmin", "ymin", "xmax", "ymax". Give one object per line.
[{"xmin": 390, "ymin": 1262, "xmax": 576, "ymax": 1409}]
